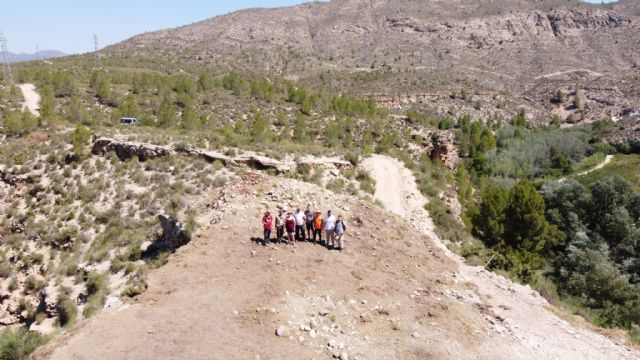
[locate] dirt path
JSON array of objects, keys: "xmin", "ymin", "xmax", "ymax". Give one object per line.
[
  {"xmin": 534, "ymin": 69, "xmax": 603, "ymax": 80},
  {"xmin": 362, "ymin": 154, "xmax": 638, "ymax": 359},
  {"xmin": 18, "ymin": 83, "xmax": 40, "ymax": 116},
  {"xmin": 577, "ymin": 155, "xmax": 614, "ymax": 176},
  {"xmin": 362, "ymin": 155, "xmax": 439, "ymax": 245}
]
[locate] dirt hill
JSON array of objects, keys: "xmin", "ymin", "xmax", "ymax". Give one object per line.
[{"xmin": 34, "ymin": 167, "xmax": 639, "ymax": 359}]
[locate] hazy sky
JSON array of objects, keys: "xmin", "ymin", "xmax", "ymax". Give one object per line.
[
  {"xmin": 0, "ymin": 1, "xmax": 310, "ymax": 54},
  {"xmin": 1, "ymin": 0, "xmax": 613, "ymax": 54}
]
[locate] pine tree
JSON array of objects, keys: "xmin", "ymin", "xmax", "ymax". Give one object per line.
[
  {"xmin": 503, "ymin": 180, "xmax": 564, "ymax": 264},
  {"xmin": 157, "ymin": 95, "xmax": 176, "ymax": 128},
  {"xmin": 39, "ymin": 86, "xmax": 56, "ymax": 121},
  {"xmin": 472, "ymin": 183, "xmax": 509, "ymax": 247},
  {"xmin": 119, "ymin": 94, "xmax": 139, "ymax": 117},
  {"xmin": 180, "ymin": 104, "xmax": 200, "ymax": 130},
  {"xmin": 68, "ymin": 95, "xmax": 89, "ymax": 124},
  {"xmin": 2, "ymin": 111, "xmax": 22, "ymax": 135},
  {"xmin": 69, "ymin": 124, "xmax": 92, "ymax": 160},
  {"xmin": 250, "ymin": 112, "xmax": 269, "ymax": 141}
]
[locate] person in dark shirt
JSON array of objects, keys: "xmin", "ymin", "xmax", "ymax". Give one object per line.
[{"xmin": 304, "ymin": 205, "xmax": 315, "ymax": 242}]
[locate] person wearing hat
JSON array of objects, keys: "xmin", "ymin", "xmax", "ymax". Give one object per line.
[{"xmin": 262, "ymin": 210, "xmax": 273, "ymax": 246}]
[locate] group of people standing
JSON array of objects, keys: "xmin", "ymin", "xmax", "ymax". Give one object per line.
[{"xmin": 261, "ymin": 206, "xmax": 347, "ymax": 252}]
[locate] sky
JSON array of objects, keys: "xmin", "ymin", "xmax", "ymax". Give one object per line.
[
  {"xmin": 1, "ymin": 0, "xmax": 615, "ymax": 55},
  {"xmin": 0, "ymin": 0, "xmax": 310, "ymax": 54}
]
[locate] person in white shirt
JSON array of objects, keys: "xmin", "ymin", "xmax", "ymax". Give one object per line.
[
  {"xmin": 294, "ymin": 208, "xmax": 306, "ymax": 242},
  {"xmin": 323, "ymin": 210, "xmax": 337, "ymax": 248}
]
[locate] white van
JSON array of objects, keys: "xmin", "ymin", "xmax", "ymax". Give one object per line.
[{"xmin": 120, "ymin": 117, "xmax": 139, "ymax": 125}]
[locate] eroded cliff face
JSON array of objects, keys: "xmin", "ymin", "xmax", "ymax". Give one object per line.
[{"xmin": 386, "ymin": 8, "xmax": 630, "ymax": 45}]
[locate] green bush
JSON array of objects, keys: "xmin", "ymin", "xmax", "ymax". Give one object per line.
[
  {"xmin": 356, "ymin": 170, "xmax": 376, "ymax": 194},
  {"xmin": 344, "ymin": 152, "xmax": 361, "ymax": 166},
  {"xmin": 83, "ymin": 272, "xmax": 109, "ymax": 317},
  {"xmin": 121, "ymin": 268, "xmax": 149, "ymax": 298},
  {"xmin": 57, "ymin": 294, "xmax": 77, "ymax": 327},
  {"xmin": 326, "ymin": 179, "xmax": 345, "ymax": 194},
  {"xmin": 0, "ymin": 327, "xmax": 47, "ymax": 360},
  {"xmin": 296, "ymin": 163, "xmax": 311, "ymax": 176},
  {"xmin": 86, "ymin": 272, "xmax": 108, "ymax": 297}
]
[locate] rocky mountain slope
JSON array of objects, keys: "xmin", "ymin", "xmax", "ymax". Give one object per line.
[
  {"xmin": 105, "ymin": 0, "xmax": 640, "ymax": 125},
  {"xmin": 111, "ymin": 0, "xmax": 638, "ymax": 77}
]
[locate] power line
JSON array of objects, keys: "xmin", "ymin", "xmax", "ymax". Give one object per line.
[
  {"xmin": 0, "ymin": 31, "xmax": 13, "ymax": 84},
  {"xmin": 93, "ymin": 33, "xmax": 101, "ymax": 69},
  {"xmin": 363, "ymin": 32, "xmax": 370, "ymax": 69}
]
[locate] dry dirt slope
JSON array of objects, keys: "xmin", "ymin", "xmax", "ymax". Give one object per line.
[
  {"xmin": 34, "ymin": 166, "xmax": 638, "ymax": 359},
  {"xmin": 35, "ymin": 173, "xmax": 484, "ymax": 359}
]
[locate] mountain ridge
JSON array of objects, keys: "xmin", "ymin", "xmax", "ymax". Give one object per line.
[
  {"xmin": 7, "ymin": 50, "xmax": 66, "ymax": 63},
  {"xmin": 107, "ymin": 0, "xmax": 639, "ymax": 78}
]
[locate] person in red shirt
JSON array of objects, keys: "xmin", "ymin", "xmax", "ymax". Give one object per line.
[
  {"xmin": 262, "ymin": 210, "xmax": 273, "ymax": 246},
  {"xmin": 285, "ymin": 212, "xmax": 296, "ymax": 246}
]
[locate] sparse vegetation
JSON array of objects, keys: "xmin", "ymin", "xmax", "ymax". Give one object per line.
[
  {"xmin": 0, "ymin": 327, "xmax": 47, "ymax": 360},
  {"xmin": 1, "ymin": 1, "xmax": 640, "ymax": 355}
]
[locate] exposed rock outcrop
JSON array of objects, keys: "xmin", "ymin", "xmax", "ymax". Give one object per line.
[
  {"xmin": 142, "ymin": 215, "xmax": 191, "ymax": 258},
  {"xmin": 38, "ymin": 282, "xmax": 59, "ymax": 318},
  {"xmin": 0, "ymin": 293, "xmax": 22, "ymax": 326},
  {"xmin": 92, "ymin": 137, "xmax": 172, "ymax": 161},
  {"xmin": 413, "ymin": 130, "xmax": 460, "ymax": 170},
  {"xmin": 10, "ymin": 220, "xmax": 25, "ymax": 234},
  {"xmin": 0, "ymin": 169, "xmax": 32, "ymax": 186},
  {"xmin": 158, "ymin": 215, "xmax": 191, "ymax": 250},
  {"xmin": 91, "ymin": 136, "xmax": 354, "ymax": 173},
  {"xmin": 428, "ymin": 131, "xmax": 460, "ymax": 170}
]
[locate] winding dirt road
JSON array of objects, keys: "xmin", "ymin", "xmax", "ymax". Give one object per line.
[
  {"xmin": 534, "ymin": 69, "xmax": 603, "ymax": 80},
  {"xmin": 577, "ymin": 155, "xmax": 614, "ymax": 176},
  {"xmin": 18, "ymin": 83, "xmax": 40, "ymax": 116},
  {"xmin": 362, "ymin": 154, "xmax": 637, "ymax": 360}
]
